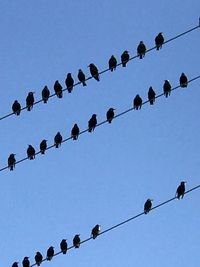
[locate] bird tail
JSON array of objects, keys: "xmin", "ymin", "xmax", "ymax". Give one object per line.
[
  {"xmin": 16, "ymin": 111, "xmax": 20, "ymax": 115},
  {"xmin": 95, "ymin": 75, "xmax": 100, "ymax": 81},
  {"xmin": 41, "ymin": 150, "xmax": 45, "ymax": 155},
  {"xmin": 27, "ymin": 106, "xmax": 31, "ymax": 111},
  {"xmin": 63, "ymin": 251, "xmax": 67, "ymax": 254},
  {"xmin": 139, "ymin": 54, "xmax": 142, "ymax": 59},
  {"xmin": 156, "ymin": 46, "xmax": 159, "ymax": 50},
  {"xmin": 122, "ymin": 63, "xmax": 126, "ymax": 67},
  {"xmin": 108, "ymin": 120, "xmax": 111, "ymax": 123},
  {"xmin": 88, "ymin": 128, "xmax": 92, "ymax": 133},
  {"xmin": 150, "ymin": 100, "xmax": 154, "ymax": 105},
  {"xmin": 10, "ymin": 166, "xmax": 13, "ymax": 171},
  {"xmin": 43, "ymin": 99, "xmax": 47, "ymax": 103},
  {"xmin": 83, "ymin": 81, "xmax": 87, "ymax": 86},
  {"xmin": 55, "ymin": 144, "xmax": 59, "ymax": 148},
  {"xmin": 57, "ymin": 93, "xmax": 63, "ymax": 98}
]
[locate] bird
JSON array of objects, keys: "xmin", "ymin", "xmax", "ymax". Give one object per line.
[
  {"xmin": 46, "ymin": 246, "xmax": 54, "ymax": 261},
  {"xmin": 121, "ymin": 50, "xmax": 129, "ymax": 67},
  {"xmin": 91, "ymin": 224, "xmax": 101, "ymax": 239},
  {"xmin": 42, "ymin": 85, "xmax": 50, "ymax": 103},
  {"xmin": 22, "ymin": 257, "xmax": 30, "ymax": 267},
  {"xmin": 106, "ymin": 108, "xmax": 115, "ymax": 123},
  {"xmin": 71, "ymin": 124, "xmax": 80, "ymax": 140},
  {"xmin": 8, "ymin": 153, "xmax": 16, "ymax": 171},
  {"xmin": 54, "ymin": 132, "xmax": 62, "ymax": 148},
  {"xmin": 35, "ymin": 252, "xmax": 43, "ymax": 266},
  {"xmin": 78, "ymin": 69, "xmax": 87, "ymax": 86},
  {"xmin": 163, "ymin": 80, "xmax": 171, "ymax": 98},
  {"xmin": 40, "ymin": 139, "xmax": 47, "ymax": 154},
  {"xmin": 27, "ymin": 145, "xmax": 35, "ymax": 160},
  {"xmin": 65, "ymin": 73, "xmax": 74, "ymax": 93},
  {"xmin": 88, "ymin": 114, "xmax": 97, "ymax": 132},
  {"xmin": 148, "ymin": 87, "xmax": 156, "ymax": 105},
  {"xmin": 12, "ymin": 262, "xmax": 19, "ymax": 267},
  {"xmin": 137, "ymin": 41, "xmax": 146, "ymax": 59},
  {"xmin": 155, "ymin": 32, "xmax": 164, "ymax": 50},
  {"xmin": 176, "ymin": 181, "xmax": 186, "ymax": 199},
  {"xmin": 12, "ymin": 100, "xmax": 21, "ymax": 115},
  {"xmin": 109, "ymin": 55, "xmax": 117, "ymax": 71},
  {"xmin": 179, "ymin": 73, "xmax": 188, "ymax": 88},
  {"xmin": 88, "ymin": 63, "xmax": 100, "ymax": 81},
  {"xmin": 73, "ymin": 234, "xmax": 81, "ymax": 248},
  {"xmin": 144, "ymin": 199, "xmax": 153, "ymax": 214},
  {"xmin": 60, "ymin": 239, "xmax": 68, "ymax": 254},
  {"xmin": 26, "ymin": 92, "xmax": 34, "ymax": 111},
  {"xmin": 133, "ymin": 94, "xmax": 142, "ymax": 110},
  {"xmin": 54, "ymin": 80, "xmax": 63, "ymax": 98}
]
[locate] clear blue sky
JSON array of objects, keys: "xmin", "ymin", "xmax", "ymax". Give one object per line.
[{"xmin": 1, "ymin": 1, "xmax": 200, "ymax": 267}]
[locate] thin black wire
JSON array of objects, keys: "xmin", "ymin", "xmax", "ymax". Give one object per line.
[
  {"xmin": 1, "ymin": 22, "xmax": 200, "ymax": 122},
  {"xmin": 2, "ymin": 75, "xmax": 200, "ymax": 173},
  {"xmin": 27, "ymin": 184, "xmax": 200, "ymax": 267}
]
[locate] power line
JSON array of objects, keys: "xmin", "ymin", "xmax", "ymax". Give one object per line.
[
  {"xmin": 1, "ymin": 21, "xmax": 200, "ymax": 123},
  {"xmin": 2, "ymin": 74, "xmax": 200, "ymax": 173}
]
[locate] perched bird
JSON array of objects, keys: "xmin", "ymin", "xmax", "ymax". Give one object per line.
[
  {"xmin": 22, "ymin": 257, "xmax": 30, "ymax": 267},
  {"xmin": 176, "ymin": 181, "xmax": 186, "ymax": 199},
  {"xmin": 91, "ymin": 224, "xmax": 101, "ymax": 239},
  {"xmin": 42, "ymin": 85, "xmax": 50, "ymax": 103},
  {"xmin": 78, "ymin": 69, "xmax": 87, "ymax": 86},
  {"xmin": 46, "ymin": 246, "xmax": 54, "ymax": 261},
  {"xmin": 65, "ymin": 73, "xmax": 74, "ymax": 93},
  {"xmin": 163, "ymin": 80, "xmax": 171, "ymax": 98},
  {"xmin": 27, "ymin": 145, "xmax": 35, "ymax": 160},
  {"xmin": 54, "ymin": 132, "xmax": 62, "ymax": 148},
  {"xmin": 106, "ymin": 108, "xmax": 115, "ymax": 123},
  {"xmin": 137, "ymin": 41, "xmax": 146, "ymax": 59},
  {"xmin": 12, "ymin": 262, "xmax": 19, "ymax": 267},
  {"xmin": 12, "ymin": 100, "xmax": 21, "ymax": 116},
  {"xmin": 109, "ymin": 55, "xmax": 117, "ymax": 71},
  {"xmin": 8, "ymin": 153, "xmax": 16, "ymax": 171},
  {"xmin": 26, "ymin": 92, "xmax": 34, "ymax": 111},
  {"xmin": 88, "ymin": 114, "xmax": 97, "ymax": 132},
  {"xmin": 121, "ymin": 50, "xmax": 130, "ymax": 67},
  {"xmin": 40, "ymin": 139, "xmax": 47, "ymax": 154},
  {"xmin": 71, "ymin": 123, "xmax": 80, "ymax": 140},
  {"xmin": 144, "ymin": 199, "xmax": 153, "ymax": 214},
  {"xmin": 179, "ymin": 73, "xmax": 188, "ymax": 88},
  {"xmin": 60, "ymin": 239, "xmax": 68, "ymax": 254},
  {"xmin": 155, "ymin": 32, "xmax": 164, "ymax": 50},
  {"xmin": 54, "ymin": 80, "xmax": 63, "ymax": 98},
  {"xmin": 133, "ymin": 94, "xmax": 142, "ymax": 110},
  {"xmin": 148, "ymin": 87, "xmax": 156, "ymax": 105},
  {"xmin": 73, "ymin": 234, "xmax": 81, "ymax": 248},
  {"xmin": 35, "ymin": 252, "xmax": 43, "ymax": 266},
  {"xmin": 88, "ymin": 64, "xmax": 100, "ymax": 81}
]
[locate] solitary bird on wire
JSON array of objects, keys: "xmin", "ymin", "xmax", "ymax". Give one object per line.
[
  {"xmin": 27, "ymin": 145, "xmax": 36, "ymax": 160},
  {"xmin": 109, "ymin": 55, "xmax": 117, "ymax": 71},
  {"xmin": 88, "ymin": 114, "xmax": 97, "ymax": 132},
  {"xmin": 121, "ymin": 50, "xmax": 130, "ymax": 67},
  {"xmin": 40, "ymin": 139, "xmax": 47, "ymax": 154},
  {"xmin": 73, "ymin": 234, "xmax": 81, "ymax": 248},
  {"xmin": 65, "ymin": 73, "xmax": 74, "ymax": 93},
  {"xmin": 106, "ymin": 108, "xmax": 115, "ymax": 123},
  {"xmin": 12, "ymin": 100, "xmax": 21, "ymax": 115},
  {"xmin": 46, "ymin": 246, "xmax": 54, "ymax": 261},
  {"xmin": 8, "ymin": 153, "xmax": 16, "ymax": 171},
  {"xmin": 26, "ymin": 92, "xmax": 35, "ymax": 111},
  {"xmin": 54, "ymin": 80, "xmax": 63, "ymax": 98},
  {"xmin": 137, "ymin": 41, "xmax": 146, "ymax": 59},
  {"xmin": 42, "ymin": 85, "xmax": 50, "ymax": 103},
  {"xmin": 78, "ymin": 69, "xmax": 87, "ymax": 86},
  {"xmin": 163, "ymin": 80, "xmax": 171, "ymax": 98},
  {"xmin": 148, "ymin": 87, "xmax": 156, "ymax": 105},
  {"xmin": 176, "ymin": 181, "xmax": 186, "ymax": 199},
  {"xmin": 60, "ymin": 239, "xmax": 68, "ymax": 254},
  {"xmin": 144, "ymin": 199, "xmax": 153, "ymax": 214},
  {"xmin": 54, "ymin": 132, "xmax": 62, "ymax": 148},
  {"xmin": 22, "ymin": 257, "xmax": 30, "ymax": 267},
  {"xmin": 35, "ymin": 251, "xmax": 43, "ymax": 266},
  {"xmin": 91, "ymin": 224, "xmax": 101, "ymax": 239},
  {"xmin": 155, "ymin": 32, "xmax": 164, "ymax": 50},
  {"xmin": 88, "ymin": 63, "xmax": 100, "ymax": 81},
  {"xmin": 12, "ymin": 262, "xmax": 19, "ymax": 267},
  {"xmin": 133, "ymin": 94, "xmax": 142, "ymax": 110},
  {"xmin": 179, "ymin": 73, "xmax": 188, "ymax": 88},
  {"xmin": 71, "ymin": 123, "xmax": 80, "ymax": 140}
]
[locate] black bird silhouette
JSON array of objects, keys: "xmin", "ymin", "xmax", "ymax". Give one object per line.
[
  {"xmin": 78, "ymin": 69, "xmax": 87, "ymax": 86},
  {"xmin": 155, "ymin": 32, "xmax": 164, "ymax": 50},
  {"xmin": 65, "ymin": 73, "xmax": 74, "ymax": 93},
  {"xmin": 88, "ymin": 63, "xmax": 100, "ymax": 81},
  {"xmin": 71, "ymin": 124, "xmax": 80, "ymax": 140},
  {"xmin": 12, "ymin": 100, "xmax": 21, "ymax": 115},
  {"xmin": 137, "ymin": 41, "xmax": 146, "ymax": 59},
  {"xmin": 106, "ymin": 108, "xmax": 115, "ymax": 123},
  {"xmin": 176, "ymin": 181, "xmax": 186, "ymax": 199},
  {"xmin": 40, "ymin": 140, "xmax": 47, "ymax": 154},
  {"xmin": 144, "ymin": 199, "xmax": 153, "ymax": 214},
  {"xmin": 27, "ymin": 145, "xmax": 35, "ymax": 160},
  {"xmin": 163, "ymin": 80, "xmax": 171, "ymax": 98},
  {"xmin": 133, "ymin": 94, "xmax": 142, "ymax": 110},
  {"xmin": 46, "ymin": 246, "xmax": 54, "ymax": 261},
  {"xmin": 109, "ymin": 55, "xmax": 117, "ymax": 71},
  {"xmin": 8, "ymin": 153, "xmax": 16, "ymax": 171},
  {"xmin": 121, "ymin": 50, "xmax": 130, "ymax": 67},
  {"xmin": 22, "ymin": 257, "xmax": 30, "ymax": 267},
  {"xmin": 54, "ymin": 132, "xmax": 62, "ymax": 148},
  {"xmin": 179, "ymin": 73, "xmax": 188, "ymax": 88},
  {"xmin": 12, "ymin": 262, "xmax": 19, "ymax": 267},
  {"xmin": 60, "ymin": 239, "xmax": 68, "ymax": 254},
  {"xmin": 35, "ymin": 252, "xmax": 43, "ymax": 266},
  {"xmin": 42, "ymin": 86, "xmax": 50, "ymax": 103},
  {"xmin": 91, "ymin": 224, "xmax": 101, "ymax": 239},
  {"xmin": 88, "ymin": 114, "xmax": 97, "ymax": 132},
  {"xmin": 54, "ymin": 80, "xmax": 63, "ymax": 98},
  {"xmin": 148, "ymin": 87, "xmax": 156, "ymax": 105},
  {"xmin": 26, "ymin": 92, "xmax": 34, "ymax": 111},
  {"xmin": 73, "ymin": 234, "xmax": 81, "ymax": 248}
]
